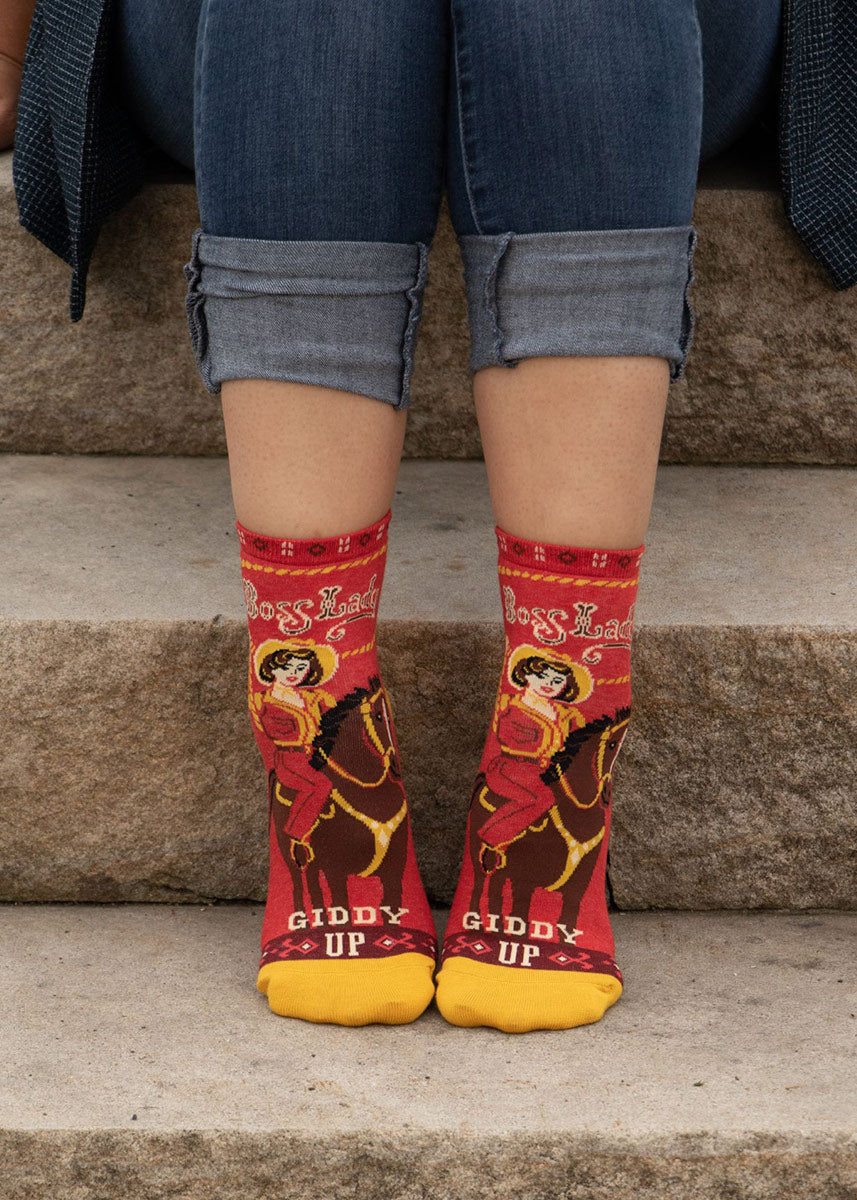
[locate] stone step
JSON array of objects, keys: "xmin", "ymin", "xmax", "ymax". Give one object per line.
[
  {"xmin": 2, "ymin": 138, "xmax": 856, "ymax": 463},
  {"xmin": 1, "ymin": 905, "xmax": 855, "ymax": 1199},
  {"xmin": 1, "ymin": 454, "xmax": 855, "ymax": 909}
]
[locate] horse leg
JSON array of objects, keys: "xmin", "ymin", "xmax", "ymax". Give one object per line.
[
  {"xmin": 301, "ymin": 812, "xmax": 352, "ymax": 914},
  {"xmin": 267, "ymin": 768, "xmax": 276, "ymax": 824},
  {"xmin": 270, "ymin": 776, "xmax": 300, "ymax": 883},
  {"xmin": 558, "ymin": 843, "xmax": 601, "ymax": 935},
  {"xmin": 265, "ymin": 773, "xmax": 301, "ymax": 916},
  {"xmin": 503, "ymin": 843, "xmax": 534, "ymax": 924},
  {"xmin": 377, "ymin": 822, "xmax": 407, "ymax": 914},
  {"xmin": 302, "ymin": 858, "xmax": 328, "ymax": 926},
  {"xmin": 323, "ymin": 839, "xmax": 351, "ymax": 913},
  {"xmin": 484, "ymin": 863, "xmax": 507, "ymax": 926},
  {"xmin": 466, "ymin": 810, "xmax": 488, "ymax": 914}
]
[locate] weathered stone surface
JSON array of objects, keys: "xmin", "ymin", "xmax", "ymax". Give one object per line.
[
  {"xmin": 612, "ymin": 626, "xmax": 857, "ymax": 910},
  {"xmin": 1, "ymin": 907, "xmax": 855, "ymax": 1199},
  {"xmin": 2, "ymin": 145, "xmax": 856, "ymax": 462},
  {"xmin": 5, "ymin": 1132, "xmax": 855, "ymax": 1200},
  {"xmin": 0, "ymin": 455, "xmax": 855, "ymax": 907},
  {"xmin": 661, "ymin": 187, "xmax": 857, "ymax": 465},
  {"xmin": 0, "ymin": 155, "xmax": 223, "ymax": 457}
]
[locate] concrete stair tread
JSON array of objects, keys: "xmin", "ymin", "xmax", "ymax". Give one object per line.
[
  {"xmin": 1, "ymin": 905, "xmax": 855, "ymax": 1195},
  {"xmin": 1, "ymin": 455, "xmax": 855, "ymax": 629}
]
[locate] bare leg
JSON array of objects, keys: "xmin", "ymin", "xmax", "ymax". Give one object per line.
[
  {"xmin": 220, "ymin": 378, "xmax": 407, "ymax": 537},
  {"xmin": 473, "ymin": 355, "xmax": 669, "ymax": 547}
]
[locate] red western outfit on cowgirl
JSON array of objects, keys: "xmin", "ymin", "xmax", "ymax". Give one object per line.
[
  {"xmin": 479, "ymin": 691, "xmax": 586, "ymax": 850},
  {"xmin": 255, "ymin": 686, "xmax": 337, "ymax": 843}
]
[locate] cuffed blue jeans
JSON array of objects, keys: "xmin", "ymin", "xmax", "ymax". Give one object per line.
[{"xmin": 111, "ymin": 0, "xmax": 782, "ymax": 408}]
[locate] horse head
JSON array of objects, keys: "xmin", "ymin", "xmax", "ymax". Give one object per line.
[
  {"xmin": 309, "ymin": 674, "xmax": 399, "ymax": 776},
  {"xmin": 541, "ymin": 705, "xmax": 631, "ymax": 812},
  {"xmin": 360, "ymin": 674, "xmax": 400, "ymax": 774}
]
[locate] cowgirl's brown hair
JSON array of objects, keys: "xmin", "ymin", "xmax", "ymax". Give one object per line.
[
  {"xmin": 511, "ymin": 654, "xmax": 579, "ymax": 701},
  {"xmin": 259, "ymin": 647, "xmax": 323, "ymax": 686}
]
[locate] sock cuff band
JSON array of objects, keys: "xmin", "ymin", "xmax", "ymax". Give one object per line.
[
  {"xmin": 495, "ymin": 525, "xmax": 645, "ymax": 578},
  {"xmin": 236, "ymin": 508, "xmax": 391, "ymax": 565}
]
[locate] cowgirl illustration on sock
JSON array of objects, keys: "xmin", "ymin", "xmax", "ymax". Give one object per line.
[
  {"xmin": 250, "ymin": 638, "xmax": 340, "ymax": 858},
  {"xmin": 478, "ymin": 645, "xmax": 594, "ymax": 865}
]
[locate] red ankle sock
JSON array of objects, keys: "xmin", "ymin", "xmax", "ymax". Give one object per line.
[
  {"xmin": 436, "ymin": 525, "xmax": 643, "ymax": 1031},
  {"xmin": 237, "ymin": 509, "xmax": 436, "ymax": 1025}
]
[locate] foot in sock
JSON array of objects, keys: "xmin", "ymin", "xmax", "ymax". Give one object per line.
[
  {"xmin": 237, "ymin": 509, "xmax": 437, "ymax": 1025},
  {"xmin": 435, "ymin": 525, "xmax": 643, "ymax": 1032}
]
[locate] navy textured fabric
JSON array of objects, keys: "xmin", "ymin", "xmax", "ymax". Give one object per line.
[
  {"xmin": 10, "ymin": 0, "xmax": 857, "ymax": 322},
  {"xmin": 778, "ymin": 0, "xmax": 857, "ymax": 290},
  {"xmin": 11, "ymin": 0, "xmax": 146, "ymax": 321}
]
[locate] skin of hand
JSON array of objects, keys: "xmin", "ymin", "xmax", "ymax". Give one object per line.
[
  {"xmin": 0, "ymin": 0, "xmax": 37, "ymax": 150},
  {"xmin": 0, "ymin": 53, "xmax": 24, "ymax": 149}
]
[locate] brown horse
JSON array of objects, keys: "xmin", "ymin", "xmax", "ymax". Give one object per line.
[
  {"xmin": 467, "ymin": 706, "xmax": 631, "ymax": 930},
  {"xmin": 267, "ymin": 674, "xmax": 409, "ymax": 914}
]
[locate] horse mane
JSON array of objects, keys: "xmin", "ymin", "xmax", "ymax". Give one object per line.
[
  {"xmin": 540, "ymin": 704, "xmax": 632, "ymax": 783},
  {"xmin": 308, "ymin": 674, "xmax": 381, "ymax": 769}
]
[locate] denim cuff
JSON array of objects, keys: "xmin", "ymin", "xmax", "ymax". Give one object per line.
[
  {"xmin": 182, "ymin": 229, "xmax": 429, "ymax": 409},
  {"xmin": 458, "ymin": 225, "xmax": 699, "ymax": 383}
]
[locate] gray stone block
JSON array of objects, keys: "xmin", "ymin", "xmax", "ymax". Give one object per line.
[
  {"xmin": 2, "ymin": 148, "xmax": 856, "ymax": 462},
  {"xmin": 0, "ymin": 455, "xmax": 855, "ymax": 908},
  {"xmin": 1, "ymin": 906, "xmax": 855, "ymax": 1198}
]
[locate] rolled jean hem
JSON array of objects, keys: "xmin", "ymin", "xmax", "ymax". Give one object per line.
[
  {"xmin": 182, "ymin": 228, "xmax": 429, "ymax": 410},
  {"xmin": 458, "ymin": 225, "xmax": 700, "ymax": 384}
]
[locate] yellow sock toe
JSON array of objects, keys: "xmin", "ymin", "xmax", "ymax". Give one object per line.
[
  {"xmin": 257, "ymin": 952, "xmax": 437, "ymax": 1026},
  {"xmin": 435, "ymin": 958, "xmax": 621, "ymax": 1032}
]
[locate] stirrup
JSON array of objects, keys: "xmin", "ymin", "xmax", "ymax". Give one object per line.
[
  {"xmin": 479, "ymin": 842, "xmax": 507, "ymax": 873},
  {"xmin": 289, "ymin": 837, "xmax": 315, "ymax": 868}
]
